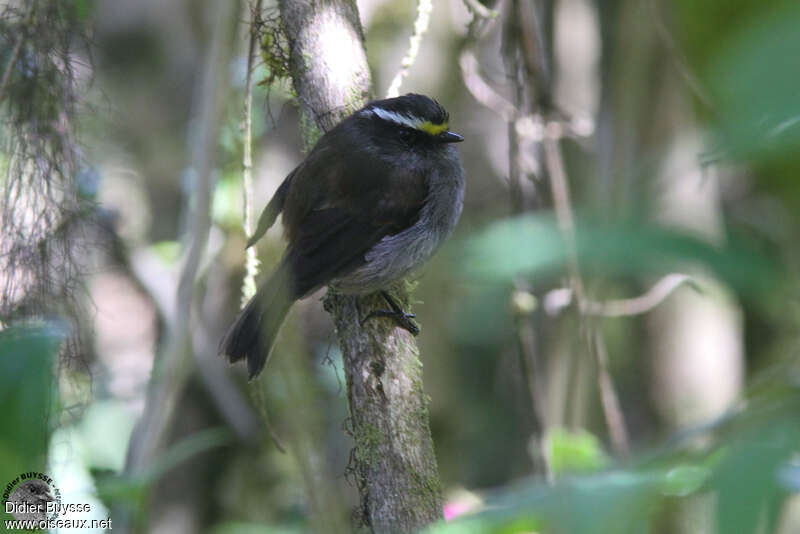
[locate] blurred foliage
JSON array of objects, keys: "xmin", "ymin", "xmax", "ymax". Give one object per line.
[
  {"xmin": 703, "ymin": 2, "xmax": 800, "ymax": 165},
  {"xmin": 150, "ymin": 240, "xmax": 182, "ymax": 265},
  {"xmin": 211, "ymin": 522, "xmax": 306, "ymax": 534},
  {"xmin": 3, "ymin": 0, "xmax": 800, "ymax": 532},
  {"xmin": 92, "ymin": 427, "xmax": 231, "ymax": 525},
  {"xmin": 676, "ymin": 0, "xmax": 800, "ymax": 226},
  {"xmin": 0, "ymin": 324, "xmax": 63, "ymax": 506},
  {"xmin": 426, "ymin": 384, "xmax": 800, "ymax": 534},
  {"xmin": 461, "ymin": 214, "xmax": 777, "ymax": 294},
  {"xmin": 548, "ymin": 428, "xmax": 608, "ymax": 476}
]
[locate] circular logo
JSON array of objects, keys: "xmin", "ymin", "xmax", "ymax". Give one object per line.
[{"xmin": 2, "ymin": 472, "xmax": 62, "ymax": 521}]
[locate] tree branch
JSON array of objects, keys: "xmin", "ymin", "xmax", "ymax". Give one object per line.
[
  {"xmin": 543, "ymin": 273, "xmax": 698, "ymax": 317},
  {"xmin": 542, "ymin": 125, "xmax": 630, "ymax": 457},
  {"xmin": 240, "ymin": 0, "xmax": 263, "ymax": 307},
  {"xmin": 386, "ymin": 0, "xmax": 433, "ymax": 98},
  {"xmin": 517, "ymin": 0, "xmax": 630, "ymax": 457},
  {"xmin": 277, "ymin": 1, "xmax": 443, "ymax": 531},
  {"xmin": 121, "ymin": 1, "xmax": 240, "ymax": 526}
]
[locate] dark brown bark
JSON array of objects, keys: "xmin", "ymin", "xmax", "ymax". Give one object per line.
[{"xmin": 277, "ymin": 1, "xmax": 443, "ymax": 532}]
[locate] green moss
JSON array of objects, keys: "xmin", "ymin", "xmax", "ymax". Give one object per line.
[
  {"xmin": 354, "ymin": 422, "xmax": 383, "ymax": 466},
  {"xmin": 258, "ymin": 18, "xmax": 291, "ymax": 82},
  {"xmin": 410, "ymin": 469, "xmax": 442, "ymax": 505},
  {"xmin": 402, "ymin": 278, "xmax": 419, "ymax": 294},
  {"xmin": 396, "ymin": 346, "xmax": 429, "ymax": 431},
  {"xmin": 299, "ymin": 110, "xmax": 322, "ymax": 149},
  {"xmin": 345, "ymin": 85, "xmax": 368, "ymax": 114},
  {"xmin": 401, "ymin": 351, "xmax": 423, "ymax": 386}
]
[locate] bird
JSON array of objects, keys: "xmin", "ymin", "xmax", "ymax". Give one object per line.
[
  {"xmin": 7, "ymin": 480, "xmax": 55, "ymax": 521},
  {"xmin": 219, "ymin": 93, "xmax": 464, "ymax": 379}
]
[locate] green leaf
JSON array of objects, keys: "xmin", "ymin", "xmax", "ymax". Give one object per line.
[
  {"xmin": 710, "ymin": 406, "xmax": 800, "ymax": 534},
  {"xmin": 150, "ymin": 240, "xmax": 182, "ymax": 264},
  {"xmin": 707, "ymin": 2, "xmax": 800, "ymax": 163},
  {"xmin": 0, "ymin": 323, "xmax": 64, "ymax": 510},
  {"xmin": 548, "ymin": 428, "xmax": 608, "ymax": 475},
  {"xmin": 659, "ymin": 464, "xmax": 709, "ymax": 497},
  {"xmin": 461, "ymin": 214, "xmax": 777, "ymax": 294},
  {"xmin": 427, "ymin": 388, "xmax": 800, "ymax": 534},
  {"xmin": 490, "ymin": 515, "xmax": 544, "ymax": 534}
]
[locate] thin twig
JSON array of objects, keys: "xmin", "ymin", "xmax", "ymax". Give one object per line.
[
  {"xmin": 502, "ymin": 1, "xmax": 525, "ymax": 215},
  {"xmin": 511, "ymin": 285, "xmax": 553, "ymax": 482},
  {"xmin": 542, "ymin": 127, "xmax": 630, "ymax": 456},
  {"xmin": 386, "ymin": 0, "xmax": 432, "ymax": 98},
  {"xmin": 516, "ymin": 0, "xmax": 552, "ymax": 109},
  {"xmin": 511, "ymin": 0, "xmax": 630, "ymax": 456},
  {"xmin": 462, "ymin": 0, "xmax": 498, "ymax": 20},
  {"xmin": 592, "ymin": 329, "xmax": 629, "ymax": 456},
  {"xmin": 460, "ymin": 55, "xmax": 594, "ymax": 143},
  {"xmin": 543, "ymin": 273, "xmax": 698, "ymax": 317},
  {"xmin": 241, "ymin": 0, "xmax": 262, "ymax": 306},
  {"xmin": 240, "ymin": 0, "xmax": 287, "ymax": 454},
  {"xmin": 648, "ymin": 0, "xmax": 714, "ymax": 110},
  {"xmin": 542, "ymin": 129, "xmax": 584, "ymax": 301},
  {"xmin": 249, "ymin": 381, "xmax": 286, "ymax": 453},
  {"xmin": 543, "ymin": 119, "xmax": 630, "ymax": 457},
  {"xmin": 0, "ymin": 33, "xmax": 25, "ymax": 104},
  {"xmin": 503, "ymin": 0, "xmax": 551, "ymax": 479},
  {"xmin": 123, "ymin": 0, "xmax": 239, "ymax": 489},
  {"xmin": 0, "ymin": 3, "xmax": 36, "ymax": 105},
  {"xmin": 459, "ymin": 52, "xmax": 516, "ymax": 122},
  {"xmin": 127, "ymin": 245, "xmax": 261, "ymax": 444}
]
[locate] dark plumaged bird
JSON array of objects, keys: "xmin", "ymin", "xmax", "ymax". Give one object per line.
[{"xmin": 220, "ymin": 94, "xmax": 465, "ymax": 379}]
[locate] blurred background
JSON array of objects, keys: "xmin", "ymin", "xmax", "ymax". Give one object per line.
[{"xmin": 1, "ymin": 0, "xmax": 799, "ymax": 532}]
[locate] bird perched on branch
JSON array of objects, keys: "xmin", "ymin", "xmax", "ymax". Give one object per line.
[{"xmin": 220, "ymin": 93, "xmax": 464, "ymax": 379}]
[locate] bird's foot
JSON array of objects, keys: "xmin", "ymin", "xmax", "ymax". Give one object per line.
[{"xmin": 361, "ymin": 291, "xmax": 420, "ymax": 336}]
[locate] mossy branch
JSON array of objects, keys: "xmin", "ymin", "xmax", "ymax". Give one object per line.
[
  {"xmin": 386, "ymin": 0, "xmax": 433, "ymax": 98},
  {"xmin": 276, "ymin": 0, "xmax": 444, "ymax": 531}
]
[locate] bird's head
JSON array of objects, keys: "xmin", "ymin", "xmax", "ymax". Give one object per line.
[
  {"xmin": 17, "ymin": 480, "xmax": 54, "ymax": 504},
  {"xmin": 359, "ymin": 93, "xmax": 464, "ymax": 145}
]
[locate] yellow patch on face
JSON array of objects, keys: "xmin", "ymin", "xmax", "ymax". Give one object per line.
[{"xmin": 417, "ymin": 121, "xmax": 449, "ymax": 136}]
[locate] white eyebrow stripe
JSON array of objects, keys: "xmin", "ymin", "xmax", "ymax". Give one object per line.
[{"xmin": 362, "ymin": 107, "xmax": 422, "ymax": 129}]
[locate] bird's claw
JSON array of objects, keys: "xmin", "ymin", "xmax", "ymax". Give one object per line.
[
  {"xmin": 363, "ymin": 309, "xmax": 420, "ymax": 336},
  {"xmin": 360, "ymin": 291, "xmax": 420, "ymax": 336}
]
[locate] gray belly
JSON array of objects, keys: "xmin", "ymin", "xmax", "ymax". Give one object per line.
[{"xmin": 332, "ymin": 168, "xmax": 464, "ymax": 295}]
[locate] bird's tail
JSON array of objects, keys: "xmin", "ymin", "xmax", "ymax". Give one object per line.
[{"xmin": 219, "ymin": 261, "xmax": 294, "ymax": 379}]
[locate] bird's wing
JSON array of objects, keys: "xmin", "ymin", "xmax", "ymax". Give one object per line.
[
  {"xmin": 285, "ymin": 164, "xmax": 429, "ymax": 297},
  {"xmin": 246, "ymin": 169, "xmax": 295, "ymax": 249},
  {"xmin": 286, "ymin": 209, "xmax": 386, "ymax": 296}
]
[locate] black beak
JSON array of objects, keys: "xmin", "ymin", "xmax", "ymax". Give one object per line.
[{"xmin": 436, "ymin": 130, "xmax": 464, "ymax": 143}]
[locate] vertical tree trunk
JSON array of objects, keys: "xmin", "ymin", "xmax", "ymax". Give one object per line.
[{"xmin": 277, "ymin": 1, "xmax": 444, "ymax": 531}]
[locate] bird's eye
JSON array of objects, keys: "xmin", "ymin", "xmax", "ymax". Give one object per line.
[{"xmin": 399, "ymin": 127, "xmax": 415, "ymax": 143}]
